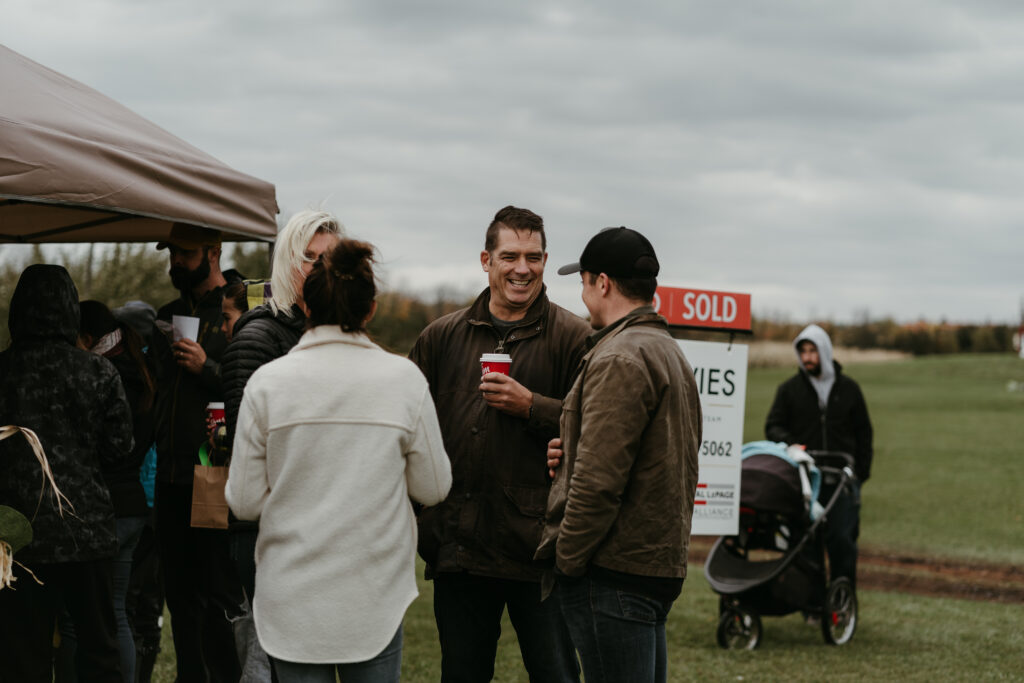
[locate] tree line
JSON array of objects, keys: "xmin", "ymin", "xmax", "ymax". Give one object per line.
[
  {"xmin": 0, "ymin": 244, "xmax": 1016, "ymax": 356},
  {"xmin": 752, "ymin": 317, "xmax": 1016, "ymax": 356}
]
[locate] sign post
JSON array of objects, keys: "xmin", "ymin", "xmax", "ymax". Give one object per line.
[{"xmin": 655, "ymin": 285, "xmax": 752, "ymax": 536}]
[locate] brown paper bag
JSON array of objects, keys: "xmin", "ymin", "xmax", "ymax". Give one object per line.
[{"xmin": 190, "ymin": 464, "xmax": 229, "ymax": 529}]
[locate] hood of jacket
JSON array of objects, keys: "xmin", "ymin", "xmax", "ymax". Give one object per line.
[
  {"xmin": 8, "ymin": 264, "xmax": 80, "ymax": 346},
  {"xmin": 794, "ymin": 323, "xmax": 836, "ymax": 408}
]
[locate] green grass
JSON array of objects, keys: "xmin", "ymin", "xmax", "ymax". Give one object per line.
[
  {"xmin": 743, "ymin": 353, "xmax": 1024, "ymax": 565},
  {"xmin": 150, "ymin": 353, "xmax": 1024, "ymax": 680},
  {"xmin": 153, "ymin": 564, "xmax": 1024, "ymax": 682},
  {"xmin": 402, "ymin": 565, "xmax": 1024, "ymax": 682}
]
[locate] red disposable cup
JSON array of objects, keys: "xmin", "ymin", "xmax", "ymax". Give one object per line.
[
  {"xmin": 206, "ymin": 402, "xmax": 226, "ymax": 427},
  {"xmin": 480, "ymin": 353, "xmax": 512, "ymax": 376}
]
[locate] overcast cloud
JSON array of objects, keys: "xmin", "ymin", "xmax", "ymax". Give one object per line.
[{"xmin": 4, "ymin": 0, "xmax": 1022, "ymax": 323}]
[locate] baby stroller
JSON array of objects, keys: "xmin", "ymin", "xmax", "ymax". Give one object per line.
[{"xmin": 704, "ymin": 442, "xmax": 858, "ymax": 649}]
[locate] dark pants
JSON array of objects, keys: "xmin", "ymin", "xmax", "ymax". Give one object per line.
[
  {"xmin": 0, "ymin": 559, "xmax": 121, "ymax": 683},
  {"xmin": 156, "ymin": 482, "xmax": 244, "ymax": 683},
  {"xmin": 557, "ymin": 576, "xmax": 673, "ymax": 683},
  {"xmin": 822, "ymin": 480, "xmax": 861, "ymax": 586},
  {"xmin": 228, "ymin": 525, "xmax": 276, "ymax": 682},
  {"xmin": 55, "ymin": 516, "xmax": 147, "ymax": 683},
  {"xmin": 433, "ymin": 572, "xmax": 580, "ymax": 683},
  {"xmin": 126, "ymin": 511, "xmax": 165, "ymax": 683},
  {"xmin": 228, "ymin": 525, "xmax": 259, "ymax": 601}
]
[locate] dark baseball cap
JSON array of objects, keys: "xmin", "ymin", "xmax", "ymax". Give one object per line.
[{"xmin": 557, "ymin": 226, "xmax": 660, "ymax": 278}]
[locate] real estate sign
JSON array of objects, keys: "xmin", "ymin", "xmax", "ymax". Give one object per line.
[{"xmin": 677, "ymin": 338, "xmax": 747, "ymax": 536}]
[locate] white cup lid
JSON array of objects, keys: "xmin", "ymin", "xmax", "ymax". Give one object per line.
[{"xmin": 480, "ymin": 353, "xmax": 512, "ymax": 362}]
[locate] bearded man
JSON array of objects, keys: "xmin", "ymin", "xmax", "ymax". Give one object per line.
[
  {"xmin": 765, "ymin": 324, "xmax": 873, "ymax": 588},
  {"xmin": 151, "ymin": 223, "xmax": 244, "ymax": 682}
]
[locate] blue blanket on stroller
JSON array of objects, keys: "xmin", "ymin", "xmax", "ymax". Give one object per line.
[{"xmin": 742, "ymin": 441, "xmax": 824, "ymax": 520}]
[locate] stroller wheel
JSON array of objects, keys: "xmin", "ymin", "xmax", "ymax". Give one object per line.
[
  {"xmin": 716, "ymin": 606, "xmax": 761, "ymax": 650},
  {"xmin": 821, "ymin": 577, "xmax": 857, "ymax": 645}
]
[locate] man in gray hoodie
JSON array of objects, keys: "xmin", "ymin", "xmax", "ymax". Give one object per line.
[{"xmin": 765, "ymin": 324, "xmax": 873, "ymax": 586}]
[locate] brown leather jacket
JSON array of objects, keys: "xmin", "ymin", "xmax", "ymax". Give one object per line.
[
  {"xmin": 536, "ymin": 309, "xmax": 702, "ymax": 580},
  {"xmin": 410, "ymin": 287, "xmax": 591, "ymax": 581}
]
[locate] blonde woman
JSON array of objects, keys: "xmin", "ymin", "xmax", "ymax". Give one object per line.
[{"xmin": 226, "ymin": 239, "xmax": 451, "ymax": 682}]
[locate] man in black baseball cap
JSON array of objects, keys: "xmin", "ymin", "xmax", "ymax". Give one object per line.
[{"xmin": 537, "ymin": 226, "xmax": 702, "ymax": 683}]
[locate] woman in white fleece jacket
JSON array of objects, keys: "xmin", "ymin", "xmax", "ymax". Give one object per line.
[{"xmin": 226, "ymin": 238, "xmax": 451, "ymax": 683}]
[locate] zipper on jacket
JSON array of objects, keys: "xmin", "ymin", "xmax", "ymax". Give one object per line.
[{"xmin": 167, "ymin": 296, "xmax": 205, "ymax": 482}]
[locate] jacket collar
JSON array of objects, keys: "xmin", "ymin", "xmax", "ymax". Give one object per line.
[
  {"xmin": 464, "ymin": 285, "xmax": 551, "ymax": 328},
  {"xmin": 178, "ymin": 283, "xmax": 226, "ymax": 312},
  {"xmin": 586, "ymin": 305, "xmax": 665, "ymax": 351},
  {"xmin": 293, "ymin": 325, "xmax": 378, "ymax": 352}
]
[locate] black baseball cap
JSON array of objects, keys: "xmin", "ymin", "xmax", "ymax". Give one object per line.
[{"xmin": 557, "ymin": 227, "xmax": 660, "ymax": 278}]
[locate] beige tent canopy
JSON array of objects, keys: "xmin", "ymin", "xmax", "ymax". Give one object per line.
[{"xmin": 0, "ymin": 45, "xmax": 278, "ymax": 244}]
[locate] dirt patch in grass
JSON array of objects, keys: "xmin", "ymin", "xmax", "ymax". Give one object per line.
[
  {"xmin": 690, "ymin": 538, "xmax": 1024, "ymax": 604},
  {"xmin": 856, "ymin": 550, "xmax": 1024, "ymax": 604}
]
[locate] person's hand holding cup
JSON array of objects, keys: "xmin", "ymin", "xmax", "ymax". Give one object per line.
[{"xmin": 480, "ymin": 354, "xmax": 532, "ymax": 419}]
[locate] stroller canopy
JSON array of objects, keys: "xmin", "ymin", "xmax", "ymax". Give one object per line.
[{"xmin": 740, "ymin": 441, "xmax": 822, "ymax": 520}]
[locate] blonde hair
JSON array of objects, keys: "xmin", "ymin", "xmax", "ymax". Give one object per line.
[{"xmin": 269, "ymin": 209, "xmax": 344, "ymax": 315}]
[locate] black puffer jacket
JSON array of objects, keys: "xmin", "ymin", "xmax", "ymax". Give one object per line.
[
  {"xmin": 0, "ymin": 265, "xmax": 133, "ymax": 563},
  {"xmin": 222, "ymin": 304, "xmax": 306, "ymax": 444}
]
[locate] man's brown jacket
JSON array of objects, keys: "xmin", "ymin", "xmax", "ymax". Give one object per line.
[
  {"xmin": 410, "ymin": 287, "xmax": 591, "ymax": 581},
  {"xmin": 536, "ymin": 309, "xmax": 702, "ymax": 580}
]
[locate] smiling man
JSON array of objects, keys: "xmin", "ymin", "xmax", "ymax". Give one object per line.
[{"xmin": 410, "ymin": 205, "xmax": 590, "ymax": 683}]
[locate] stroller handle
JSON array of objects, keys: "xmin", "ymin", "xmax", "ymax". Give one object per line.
[{"xmin": 806, "ymin": 450, "xmax": 855, "ymax": 474}]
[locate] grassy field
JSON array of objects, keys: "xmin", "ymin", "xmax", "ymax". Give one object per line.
[
  {"xmin": 743, "ymin": 352, "xmax": 1024, "ymax": 565},
  {"xmin": 153, "ymin": 563, "xmax": 1024, "ymax": 682},
  {"xmin": 150, "ymin": 353, "xmax": 1024, "ymax": 681}
]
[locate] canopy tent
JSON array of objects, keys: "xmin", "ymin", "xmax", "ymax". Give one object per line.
[{"xmin": 0, "ymin": 44, "xmax": 278, "ymax": 244}]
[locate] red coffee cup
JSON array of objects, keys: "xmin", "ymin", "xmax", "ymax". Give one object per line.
[
  {"xmin": 206, "ymin": 402, "xmax": 226, "ymax": 427},
  {"xmin": 480, "ymin": 353, "xmax": 512, "ymax": 376}
]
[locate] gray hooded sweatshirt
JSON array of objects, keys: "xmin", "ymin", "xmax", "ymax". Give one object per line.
[{"xmin": 794, "ymin": 324, "xmax": 835, "ymax": 409}]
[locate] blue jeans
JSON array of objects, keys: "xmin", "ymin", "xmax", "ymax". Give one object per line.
[
  {"xmin": 114, "ymin": 517, "xmax": 148, "ymax": 683},
  {"xmin": 271, "ymin": 625, "xmax": 402, "ymax": 683},
  {"xmin": 433, "ymin": 573, "xmax": 580, "ymax": 683},
  {"xmin": 557, "ymin": 576, "xmax": 674, "ymax": 683}
]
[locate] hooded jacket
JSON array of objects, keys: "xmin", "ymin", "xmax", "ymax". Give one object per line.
[
  {"xmin": 409, "ymin": 286, "xmax": 591, "ymax": 581},
  {"xmin": 0, "ymin": 265, "xmax": 134, "ymax": 563},
  {"xmin": 765, "ymin": 326, "xmax": 873, "ymax": 482}
]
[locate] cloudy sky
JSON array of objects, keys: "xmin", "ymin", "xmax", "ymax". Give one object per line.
[{"xmin": 4, "ymin": 0, "xmax": 1022, "ymax": 323}]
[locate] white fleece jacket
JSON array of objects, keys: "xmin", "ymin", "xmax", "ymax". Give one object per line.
[{"xmin": 226, "ymin": 326, "xmax": 451, "ymax": 664}]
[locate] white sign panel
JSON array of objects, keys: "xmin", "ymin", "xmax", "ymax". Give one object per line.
[{"xmin": 677, "ymin": 339, "xmax": 747, "ymax": 536}]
